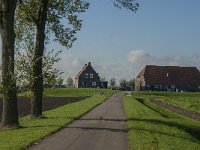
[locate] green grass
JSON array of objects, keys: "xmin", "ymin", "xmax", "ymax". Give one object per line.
[
  {"xmin": 19, "ymin": 88, "xmax": 114, "ymax": 97},
  {"xmin": 0, "ymin": 90, "xmax": 116, "ymax": 150},
  {"xmin": 123, "ymin": 94, "xmax": 200, "ymax": 150},
  {"xmin": 132, "ymin": 92, "xmax": 200, "ymax": 113}
]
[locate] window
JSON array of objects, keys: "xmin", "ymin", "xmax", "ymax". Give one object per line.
[
  {"xmin": 92, "ymin": 82, "xmax": 96, "ymax": 86},
  {"xmin": 90, "ymin": 73, "xmax": 93, "ymax": 78},
  {"xmin": 85, "ymin": 73, "xmax": 88, "ymax": 78}
]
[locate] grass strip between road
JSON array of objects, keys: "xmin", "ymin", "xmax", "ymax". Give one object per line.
[
  {"xmin": 123, "ymin": 95, "xmax": 200, "ymax": 150},
  {"xmin": 0, "ymin": 91, "xmax": 116, "ymax": 150}
]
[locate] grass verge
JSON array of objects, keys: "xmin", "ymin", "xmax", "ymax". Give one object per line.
[
  {"xmin": 0, "ymin": 91, "xmax": 116, "ymax": 150},
  {"xmin": 19, "ymin": 88, "xmax": 114, "ymax": 97},
  {"xmin": 123, "ymin": 95, "xmax": 200, "ymax": 150},
  {"xmin": 132, "ymin": 92, "xmax": 200, "ymax": 113}
]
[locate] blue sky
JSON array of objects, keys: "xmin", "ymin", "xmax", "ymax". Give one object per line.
[
  {"xmin": 1, "ymin": 0, "xmax": 200, "ymax": 84},
  {"xmin": 54, "ymin": 0, "xmax": 200, "ymax": 83}
]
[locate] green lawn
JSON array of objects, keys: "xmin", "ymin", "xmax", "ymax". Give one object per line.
[
  {"xmin": 123, "ymin": 94, "xmax": 200, "ymax": 150},
  {"xmin": 19, "ymin": 88, "xmax": 114, "ymax": 97},
  {"xmin": 0, "ymin": 89, "xmax": 116, "ymax": 150},
  {"xmin": 132, "ymin": 92, "xmax": 200, "ymax": 113}
]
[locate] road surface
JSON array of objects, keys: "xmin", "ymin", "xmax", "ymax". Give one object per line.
[{"xmin": 28, "ymin": 92, "xmax": 128, "ymax": 150}]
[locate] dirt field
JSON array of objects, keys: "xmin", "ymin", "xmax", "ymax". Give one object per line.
[{"xmin": 0, "ymin": 96, "xmax": 87, "ymax": 119}]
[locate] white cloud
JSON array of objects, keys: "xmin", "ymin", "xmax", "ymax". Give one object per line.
[
  {"xmin": 126, "ymin": 50, "xmax": 200, "ymax": 78},
  {"xmin": 55, "ymin": 53, "xmax": 83, "ymax": 81},
  {"xmin": 127, "ymin": 50, "xmax": 152, "ymax": 64}
]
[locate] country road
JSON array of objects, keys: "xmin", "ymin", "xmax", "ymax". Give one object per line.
[{"xmin": 28, "ymin": 92, "xmax": 128, "ymax": 150}]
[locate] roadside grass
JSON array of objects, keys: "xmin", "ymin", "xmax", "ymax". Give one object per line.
[
  {"xmin": 132, "ymin": 92, "xmax": 200, "ymax": 113},
  {"xmin": 0, "ymin": 90, "xmax": 116, "ymax": 150},
  {"xmin": 19, "ymin": 88, "xmax": 114, "ymax": 97},
  {"xmin": 123, "ymin": 95, "xmax": 200, "ymax": 150}
]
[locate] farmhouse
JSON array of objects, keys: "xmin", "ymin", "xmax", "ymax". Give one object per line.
[
  {"xmin": 75, "ymin": 62, "xmax": 108, "ymax": 88},
  {"xmin": 135, "ymin": 65, "xmax": 200, "ymax": 92}
]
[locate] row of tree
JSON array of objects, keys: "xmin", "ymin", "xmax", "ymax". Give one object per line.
[
  {"xmin": 0, "ymin": 0, "xmax": 139, "ymax": 128},
  {"xmin": 109, "ymin": 77, "xmax": 135, "ymax": 90}
]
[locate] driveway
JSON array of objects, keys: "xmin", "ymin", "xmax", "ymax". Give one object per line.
[{"xmin": 28, "ymin": 92, "xmax": 128, "ymax": 150}]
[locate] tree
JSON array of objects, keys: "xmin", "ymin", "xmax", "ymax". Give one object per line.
[
  {"xmin": 119, "ymin": 79, "xmax": 127, "ymax": 87},
  {"xmin": 0, "ymin": 0, "xmax": 19, "ymax": 127},
  {"xmin": 15, "ymin": 0, "xmax": 89, "ymax": 118},
  {"xmin": 57, "ymin": 76, "xmax": 64, "ymax": 86},
  {"xmin": 66, "ymin": 77, "xmax": 74, "ymax": 87},
  {"xmin": 113, "ymin": 0, "xmax": 139, "ymax": 12},
  {"xmin": 15, "ymin": 0, "xmax": 139, "ymax": 118},
  {"xmin": 127, "ymin": 79, "xmax": 135, "ymax": 90},
  {"xmin": 110, "ymin": 78, "xmax": 116, "ymax": 87},
  {"xmin": 15, "ymin": 49, "xmax": 63, "ymax": 90}
]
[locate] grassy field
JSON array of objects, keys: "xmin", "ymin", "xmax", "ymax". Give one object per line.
[
  {"xmin": 132, "ymin": 92, "xmax": 200, "ymax": 113},
  {"xmin": 19, "ymin": 88, "xmax": 114, "ymax": 97},
  {"xmin": 0, "ymin": 89, "xmax": 116, "ymax": 150},
  {"xmin": 123, "ymin": 94, "xmax": 200, "ymax": 150}
]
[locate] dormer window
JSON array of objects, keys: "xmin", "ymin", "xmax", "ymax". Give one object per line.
[
  {"xmin": 90, "ymin": 73, "xmax": 93, "ymax": 78},
  {"xmin": 85, "ymin": 73, "xmax": 89, "ymax": 78}
]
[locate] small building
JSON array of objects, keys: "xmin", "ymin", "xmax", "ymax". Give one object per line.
[
  {"xmin": 135, "ymin": 65, "xmax": 200, "ymax": 92},
  {"xmin": 75, "ymin": 62, "xmax": 107, "ymax": 88}
]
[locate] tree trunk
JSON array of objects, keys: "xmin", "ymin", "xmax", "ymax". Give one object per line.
[
  {"xmin": 31, "ymin": 0, "xmax": 48, "ymax": 118},
  {"xmin": 0, "ymin": 0, "xmax": 19, "ymax": 128}
]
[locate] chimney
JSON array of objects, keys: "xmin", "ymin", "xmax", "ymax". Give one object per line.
[{"xmin": 88, "ymin": 62, "xmax": 91, "ymax": 66}]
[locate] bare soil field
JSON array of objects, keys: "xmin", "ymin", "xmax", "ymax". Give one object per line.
[
  {"xmin": 151, "ymin": 99, "xmax": 200, "ymax": 121},
  {"xmin": 0, "ymin": 96, "xmax": 87, "ymax": 119}
]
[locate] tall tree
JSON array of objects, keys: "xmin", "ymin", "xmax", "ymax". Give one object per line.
[
  {"xmin": 15, "ymin": 0, "xmax": 89, "ymax": 118},
  {"xmin": 119, "ymin": 79, "xmax": 127, "ymax": 87},
  {"xmin": 15, "ymin": 0, "xmax": 139, "ymax": 118},
  {"xmin": 15, "ymin": 49, "xmax": 62, "ymax": 90},
  {"xmin": 110, "ymin": 78, "xmax": 116, "ymax": 87},
  {"xmin": 0, "ymin": 0, "xmax": 19, "ymax": 127},
  {"xmin": 66, "ymin": 77, "xmax": 74, "ymax": 87},
  {"xmin": 57, "ymin": 76, "xmax": 64, "ymax": 86}
]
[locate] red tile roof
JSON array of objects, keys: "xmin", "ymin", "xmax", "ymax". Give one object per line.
[{"xmin": 137, "ymin": 65, "xmax": 200, "ymax": 86}]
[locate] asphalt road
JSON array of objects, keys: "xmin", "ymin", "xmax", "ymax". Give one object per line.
[{"xmin": 28, "ymin": 92, "xmax": 128, "ymax": 150}]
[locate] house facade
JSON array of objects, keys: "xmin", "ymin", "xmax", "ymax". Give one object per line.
[
  {"xmin": 135, "ymin": 65, "xmax": 200, "ymax": 92},
  {"xmin": 75, "ymin": 62, "xmax": 107, "ymax": 88}
]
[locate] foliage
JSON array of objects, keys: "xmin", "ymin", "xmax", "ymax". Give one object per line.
[
  {"xmin": 15, "ymin": 0, "xmax": 89, "ymax": 48},
  {"xmin": 113, "ymin": 0, "xmax": 139, "ymax": 12},
  {"xmin": 123, "ymin": 95, "xmax": 200, "ymax": 150},
  {"xmin": 66, "ymin": 77, "xmax": 74, "ymax": 87},
  {"xmin": 110, "ymin": 77, "xmax": 116, "ymax": 86},
  {"xmin": 119, "ymin": 79, "xmax": 127, "ymax": 87},
  {"xmin": 127, "ymin": 79, "xmax": 135, "ymax": 90},
  {"xmin": 0, "ymin": 91, "xmax": 115, "ymax": 150},
  {"xmin": 15, "ymin": 49, "xmax": 63, "ymax": 90},
  {"xmin": 56, "ymin": 76, "xmax": 64, "ymax": 86}
]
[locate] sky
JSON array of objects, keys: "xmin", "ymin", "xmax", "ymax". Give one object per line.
[{"xmin": 1, "ymin": 0, "xmax": 200, "ymax": 84}]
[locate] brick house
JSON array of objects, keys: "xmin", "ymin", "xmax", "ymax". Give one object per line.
[
  {"xmin": 135, "ymin": 65, "xmax": 200, "ymax": 92},
  {"xmin": 75, "ymin": 62, "xmax": 108, "ymax": 88}
]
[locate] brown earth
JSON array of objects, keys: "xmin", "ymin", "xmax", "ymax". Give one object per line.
[
  {"xmin": 150, "ymin": 99, "xmax": 200, "ymax": 121},
  {"xmin": 0, "ymin": 96, "xmax": 87, "ymax": 119}
]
